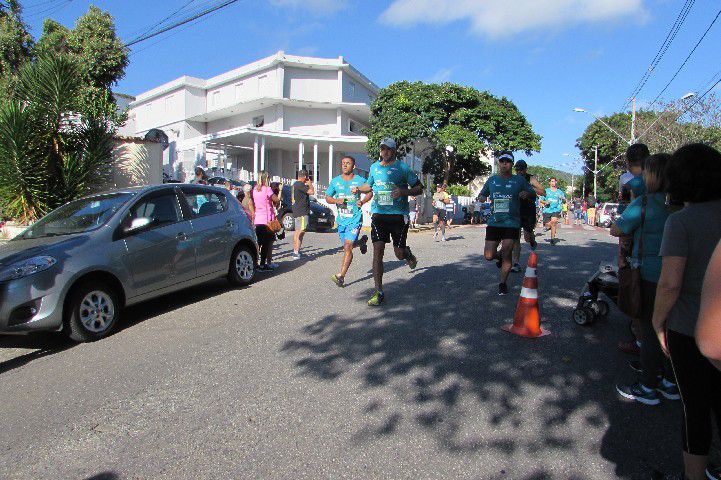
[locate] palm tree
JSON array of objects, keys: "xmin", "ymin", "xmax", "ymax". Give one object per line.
[{"xmin": 0, "ymin": 54, "xmax": 114, "ymax": 223}]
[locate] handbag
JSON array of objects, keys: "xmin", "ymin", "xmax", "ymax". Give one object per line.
[
  {"xmin": 267, "ymin": 218, "xmax": 282, "ymax": 233},
  {"xmin": 617, "ymin": 195, "xmax": 646, "ymax": 318}
]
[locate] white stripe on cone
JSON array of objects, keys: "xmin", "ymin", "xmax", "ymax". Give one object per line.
[
  {"xmin": 520, "ymin": 287, "xmax": 538, "ymax": 299},
  {"xmin": 525, "ymin": 267, "xmax": 537, "ymax": 278}
]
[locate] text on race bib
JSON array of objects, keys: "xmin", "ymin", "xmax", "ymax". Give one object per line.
[{"xmin": 493, "ymin": 197, "xmax": 511, "ymax": 214}]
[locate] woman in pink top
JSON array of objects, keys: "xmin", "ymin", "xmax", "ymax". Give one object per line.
[{"xmin": 249, "ymin": 171, "xmax": 280, "ymax": 271}]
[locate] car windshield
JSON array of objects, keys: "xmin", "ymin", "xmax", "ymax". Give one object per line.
[{"xmin": 18, "ymin": 193, "xmax": 136, "ymax": 239}]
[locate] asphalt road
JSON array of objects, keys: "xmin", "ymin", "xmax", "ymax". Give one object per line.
[{"xmin": 0, "ymin": 223, "xmax": 701, "ymax": 479}]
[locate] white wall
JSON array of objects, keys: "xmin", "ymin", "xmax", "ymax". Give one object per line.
[
  {"xmin": 206, "ymin": 107, "xmax": 279, "ymax": 133},
  {"xmin": 132, "ymin": 87, "xmax": 206, "ymax": 134},
  {"xmin": 207, "ymin": 66, "xmax": 278, "ymax": 112},
  {"xmin": 284, "ymin": 107, "xmax": 338, "ymax": 135},
  {"xmin": 284, "ymin": 67, "xmax": 339, "ymax": 103},
  {"xmin": 342, "ymin": 73, "xmax": 375, "ymax": 105}
]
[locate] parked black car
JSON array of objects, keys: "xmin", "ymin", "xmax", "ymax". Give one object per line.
[{"xmin": 278, "ymin": 185, "xmax": 334, "ymax": 232}]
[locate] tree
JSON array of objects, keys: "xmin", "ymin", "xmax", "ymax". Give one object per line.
[
  {"xmin": 0, "ymin": 0, "xmax": 33, "ymax": 94},
  {"xmin": 0, "ymin": 55, "xmax": 114, "ymax": 222},
  {"xmin": 365, "ymin": 81, "xmax": 542, "ymax": 185},
  {"xmin": 526, "ymin": 165, "xmax": 569, "ymax": 193}
]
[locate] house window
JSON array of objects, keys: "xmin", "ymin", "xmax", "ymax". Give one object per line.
[{"xmin": 349, "ymin": 120, "xmax": 363, "ymax": 134}]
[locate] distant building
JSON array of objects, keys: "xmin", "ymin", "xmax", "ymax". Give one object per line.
[{"xmin": 124, "ymin": 51, "xmax": 400, "ymax": 190}]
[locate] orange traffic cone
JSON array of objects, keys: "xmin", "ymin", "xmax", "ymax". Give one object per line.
[{"xmin": 501, "ymin": 252, "xmax": 550, "ymax": 338}]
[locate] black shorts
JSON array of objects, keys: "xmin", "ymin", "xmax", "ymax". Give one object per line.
[
  {"xmin": 543, "ymin": 213, "xmax": 559, "ymax": 225},
  {"xmin": 371, "ymin": 214, "xmax": 409, "ymax": 248},
  {"xmin": 485, "ymin": 226, "xmax": 520, "ymax": 242},
  {"xmin": 433, "ymin": 208, "xmax": 447, "ymax": 221},
  {"xmin": 520, "ymin": 215, "xmax": 535, "ymax": 235}
]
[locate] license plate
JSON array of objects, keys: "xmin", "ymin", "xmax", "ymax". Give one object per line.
[{"xmin": 318, "ymin": 218, "xmax": 329, "ymax": 223}]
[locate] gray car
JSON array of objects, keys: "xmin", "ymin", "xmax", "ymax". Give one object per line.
[{"xmin": 0, "ymin": 184, "xmax": 258, "ymax": 342}]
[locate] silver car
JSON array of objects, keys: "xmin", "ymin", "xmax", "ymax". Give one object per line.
[{"xmin": 0, "ymin": 184, "xmax": 258, "ymax": 342}]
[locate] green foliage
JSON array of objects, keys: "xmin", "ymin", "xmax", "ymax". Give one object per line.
[
  {"xmin": 0, "ymin": 55, "xmax": 114, "ymax": 222},
  {"xmin": 0, "ymin": 0, "xmax": 33, "ymax": 94},
  {"xmin": 445, "ymin": 184, "xmax": 472, "ymax": 196},
  {"xmin": 526, "ymin": 165, "xmax": 570, "ymax": 192},
  {"xmin": 366, "ymin": 81, "xmax": 542, "ymax": 185}
]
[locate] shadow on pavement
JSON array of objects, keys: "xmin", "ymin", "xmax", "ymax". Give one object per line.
[
  {"xmin": 281, "ymin": 241, "xmax": 690, "ymax": 479},
  {"xmin": 0, "ymin": 333, "xmax": 73, "ymax": 375}
]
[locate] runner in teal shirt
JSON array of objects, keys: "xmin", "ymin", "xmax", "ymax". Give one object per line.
[
  {"xmin": 325, "ymin": 156, "xmax": 371, "ymax": 288},
  {"xmin": 365, "ymin": 160, "xmax": 419, "ymax": 215},
  {"xmin": 540, "ymin": 178, "xmax": 566, "ymax": 244}
]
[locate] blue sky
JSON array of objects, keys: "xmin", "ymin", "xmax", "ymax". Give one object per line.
[{"xmin": 21, "ymin": 0, "xmax": 721, "ymax": 174}]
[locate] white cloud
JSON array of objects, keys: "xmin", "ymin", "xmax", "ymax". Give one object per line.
[
  {"xmin": 379, "ymin": 0, "xmax": 646, "ymax": 38},
  {"xmin": 269, "ymin": 0, "xmax": 348, "ymax": 14},
  {"xmin": 427, "ymin": 67, "xmax": 453, "ymax": 83}
]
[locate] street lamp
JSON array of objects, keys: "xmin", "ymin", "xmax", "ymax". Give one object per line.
[
  {"xmin": 635, "ymin": 92, "xmax": 696, "ymax": 143},
  {"xmin": 573, "ymin": 107, "xmax": 633, "ymax": 145}
]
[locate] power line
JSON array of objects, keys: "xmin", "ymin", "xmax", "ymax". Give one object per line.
[
  {"xmin": 125, "ymin": 0, "xmax": 239, "ymax": 47},
  {"xmin": 648, "ymin": 8, "xmax": 721, "ymax": 108},
  {"xmin": 125, "ymin": 0, "xmax": 196, "ymax": 41},
  {"xmin": 620, "ymin": 0, "xmax": 695, "ymax": 111}
]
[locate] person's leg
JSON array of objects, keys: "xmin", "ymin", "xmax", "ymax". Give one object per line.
[
  {"xmin": 439, "ymin": 219, "xmax": 446, "ymax": 240},
  {"xmin": 257, "ymin": 226, "xmax": 269, "ymax": 266},
  {"xmin": 340, "ymin": 241, "xmax": 354, "ymax": 278},
  {"xmin": 372, "ymin": 241, "xmax": 385, "ymax": 292},
  {"xmin": 499, "ymin": 238, "xmax": 515, "ymax": 284},
  {"xmin": 551, "ymin": 216, "xmax": 559, "ymax": 241},
  {"xmin": 512, "ymin": 239, "xmax": 521, "ymax": 265},
  {"xmin": 639, "ymin": 281, "xmax": 664, "ymax": 388},
  {"xmin": 484, "ymin": 240, "xmax": 501, "ymax": 263},
  {"xmin": 668, "ymin": 330, "xmax": 713, "ymax": 480}
]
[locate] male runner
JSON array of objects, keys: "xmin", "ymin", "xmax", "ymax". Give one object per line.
[
  {"xmin": 511, "ymin": 160, "xmax": 545, "ymax": 272},
  {"xmin": 432, "ymin": 184, "xmax": 450, "ymax": 241},
  {"xmin": 353, "ymin": 138, "xmax": 423, "ymax": 306},
  {"xmin": 291, "ymin": 169, "xmax": 314, "ymax": 259},
  {"xmin": 539, "ymin": 177, "xmax": 566, "ymax": 245},
  {"xmin": 479, "ymin": 152, "xmax": 536, "ymax": 295},
  {"xmin": 325, "ymin": 156, "xmax": 372, "ymax": 287}
]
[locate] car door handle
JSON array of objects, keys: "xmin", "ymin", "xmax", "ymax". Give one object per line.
[{"xmin": 177, "ymin": 232, "xmax": 188, "ymax": 241}]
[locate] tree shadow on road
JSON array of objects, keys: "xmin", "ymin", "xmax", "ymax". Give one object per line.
[{"xmin": 281, "ymin": 241, "xmax": 688, "ymax": 479}]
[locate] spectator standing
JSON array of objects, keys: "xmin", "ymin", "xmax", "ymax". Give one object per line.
[
  {"xmin": 445, "ymin": 196, "xmax": 456, "ymax": 226},
  {"xmin": 611, "ymin": 153, "xmax": 677, "ymax": 405},
  {"xmin": 291, "ymin": 169, "xmax": 314, "ymax": 259},
  {"xmin": 697, "ymin": 238, "xmax": 721, "ymax": 371},
  {"xmin": 241, "ymin": 184, "xmax": 253, "ymax": 213},
  {"xmin": 190, "ymin": 166, "xmax": 208, "ymax": 184},
  {"xmin": 249, "ymin": 171, "xmax": 280, "ymax": 271},
  {"xmin": 586, "ymin": 197, "xmax": 596, "ymax": 226},
  {"xmin": 408, "ymin": 195, "xmax": 419, "ymax": 229},
  {"xmin": 652, "ymin": 143, "xmax": 721, "ymax": 480}
]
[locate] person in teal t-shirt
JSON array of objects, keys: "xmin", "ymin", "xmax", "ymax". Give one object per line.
[
  {"xmin": 353, "ymin": 138, "xmax": 424, "ymax": 306},
  {"xmin": 325, "ymin": 155, "xmax": 372, "ymax": 287},
  {"xmin": 610, "ymin": 153, "xmax": 676, "ymax": 404},
  {"xmin": 478, "ymin": 151, "xmax": 536, "ymax": 295},
  {"xmin": 539, "ymin": 178, "xmax": 566, "ymax": 244}
]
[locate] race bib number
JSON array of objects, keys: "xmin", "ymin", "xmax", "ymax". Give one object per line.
[
  {"xmin": 337, "ymin": 194, "xmax": 355, "ymax": 218},
  {"xmin": 377, "ymin": 190, "xmax": 394, "ymax": 206},
  {"xmin": 493, "ymin": 198, "xmax": 510, "ymax": 214}
]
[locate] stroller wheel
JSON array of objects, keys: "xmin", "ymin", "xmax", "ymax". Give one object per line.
[
  {"xmin": 593, "ymin": 300, "xmax": 610, "ymax": 317},
  {"xmin": 573, "ymin": 307, "xmax": 596, "ymax": 326}
]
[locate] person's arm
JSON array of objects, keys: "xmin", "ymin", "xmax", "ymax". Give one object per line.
[
  {"xmin": 610, "ymin": 200, "xmax": 640, "ymax": 238},
  {"xmin": 519, "ymin": 180, "xmax": 536, "ymax": 200},
  {"xmin": 324, "ymin": 183, "xmax": 339, "ymax": 205},
  {"xmin": 529, "ymin": 175, "xmax": 545, "ymax": 197},
  {"xmin": 478, "ymin": 182, "xmax": 490, "ymax": 203},
  {"xmin": 247, "ymin": 194, "xmax": 256, "ymax": 217},
  {"xmin": 305, "ymin": 181, "xmax": 315, "ymax": 196},
  {"xmin": 697, "ymin": 239, "xmax": 721, "ymax": 370},
  {"xmin": 652, "ymin": 256, "xmax": 687, "ymax": 355}
]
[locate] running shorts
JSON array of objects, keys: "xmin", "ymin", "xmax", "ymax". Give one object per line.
[
  {"xmin": 433, "ymin": 208, "xmax": 447, "ymax": 221},
  {"xmin": 543, "ymin": 212, "xmax": 558, "ymax": 225},
  {"xmin": 485, "ymin": 226, "xmax": 520, "ymax": 241},
  {"xmin": 371, "ymin": 214, "xmax": 409, "ymax": 248},
  {"xmin": 338, "ymin": 223, "xmax": 361, "ymax": 244},
  {"xmin": 294, "ymin": 215, "xmax": 309, "ymax": 231}
]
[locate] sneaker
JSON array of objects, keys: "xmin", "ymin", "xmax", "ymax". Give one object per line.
[
  {"xmin": 441, "ymin": 236, "xmax": 447, "ymax": 242},
  {"xmin": 257, "ymin": 264, "xmax": 270, "ymax": 272},
  {"xmin": 510, "ymin": 263, "xmax": 521, "ymax": 273},
  {"xmin": 706, "ymin": 466, "xmax": 721, "ymax": 480},
  {"xmin": 405, "ymin": 248, "xmax": 417, "ymax": 269},
  {"xmin": 331, "ymin": 274, "xmax": 345, "ymax": 288},
  {"xmin": 657, "ymin": 378, "xmax": 680, "ymax": 400},
  {"xmin": 629, "ymin": 359, "xmax": 642, "ymax": 373},
  {"xmin": 358, "ymin": 235, "xmax": 368, "ymax": 255},
  {"xmin": 291, "ymin": 252, "xmax": 301, "ymax": 260},
  {"xmin": 368, "ymin": 290, "xmax": 385, "ymax": 306},
  {"xmin": 498, "ymin": 283, "xmax": 508, "ymax": 296},
  {"xmin": 616, "ymin": 382, "xmax": 661, "ymax": 405},
  {"xmin": 268, "ymin": 262, "xmax": 280, "ymax": 269},
  {"xmin": 618, "ymin": 340, "xmax": 641, "ymax": 356}
]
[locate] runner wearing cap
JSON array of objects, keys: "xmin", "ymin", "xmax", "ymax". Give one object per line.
[
  {"xmin": 353, "ymin": 138, "xmax": 424, "ymax": 306},
  {"xmin": 539, "ymin": 177, "xmax": 566, "ymax": 245},
  {"xmin": 325, "ymin": 155, "xmax": 372, "ymax": 287},
  {"xmin": 511, "ymin": 160, "xmax": 545, "ymax": 272},
  {"xmin": 478, "ymin": 152, "xmax": 537, "ymax": 295}
]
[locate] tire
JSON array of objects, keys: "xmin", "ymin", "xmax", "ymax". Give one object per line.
[
  {"xmin": 572, "ymin": 307, "xmax": 595, "ymax": 326},
  {"xmin": 281, "ymin": 213, "xmax": 295, "ymax": 232},
  {"xmin": 228, "ymin": 243, "xmax": 256, "ymax": 286},
  {"xmin": 65, "ymin": 281, "xmax": 120, "ymax": 342},
  {"xmin": 594, "ymin": 300, "xmax": 610, "ymax": 317}
]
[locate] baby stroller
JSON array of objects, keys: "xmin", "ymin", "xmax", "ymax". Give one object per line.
[{"xmin": 572, "ymin": 261, "xmax": 619, "ymax": 326}]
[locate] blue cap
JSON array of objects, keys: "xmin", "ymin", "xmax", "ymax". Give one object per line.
[
  {"xmin": 380, "ymin": 138, "xmax": 397, "ymax": 150},
  {"xmin": 498, "ymin": 152, "xmax": 514, "ymax": 163}
]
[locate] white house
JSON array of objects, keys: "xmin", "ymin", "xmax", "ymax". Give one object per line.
[{"xmin": 125, "ymin": 51, "xmax": 417, "ymax": 191}]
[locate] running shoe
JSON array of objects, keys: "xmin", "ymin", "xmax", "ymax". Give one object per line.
[
  {"xmin": 657, "ymin": 378, "xmax": 680, "ymax": 400},
  {"xmin": 291, "ymin": 252, "xmax": 302, "ymax": 260},
  {"xmin": 368, "ymin": 290, "xmax": 385, "ymax": 306},
  {"xmin": 358, "ymin": 235, "xmax": 368, "ymax": 255},
  {"xmin": 616, "ymin": 382, "xmax": 661, "ymax": 405},
  {"xmin": 498, "ymin": 283, "xmax": 508, "ymax": 296},
  {"xmin": 331, "ymin": 274, "xmax": 345, "ymax": 288},
  {"xmin": 268, "ymin": 262, "xmax": 280, "ymax": 269},
  {"xmin": 405, "ymin": 248, "xmax": 417, "ymax": 269},
  {"xmin": 618, "ymin": 340, "xmax": 641, "ymax": 356},
  {"xmin": 510, "ymin": 263, "xmax": 521, "ymax": 273},
  {"xmin": 441, "ymin": 236, "xmax": 447, "ymax": 242},
  {"xmin": 257, "ymin": 264, "xmax": 270, "ymax": 272},
  {"xmin": 706, "ymin": 466, "xmax": 721, "ymax": 480}
]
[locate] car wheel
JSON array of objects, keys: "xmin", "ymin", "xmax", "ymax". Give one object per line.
[
  {"xmin": 281, "ymin": 213, "xmax": 295, "ymax": 231},
  {"xmin": 65, "ymin": 282, "xmax": 120, "ymax": 342},
  {"xmin": 228, "ymin": 244, "xmax": 255, "ymax": 286},
  {"xmin": 592, "ymin": 300, "xmax": 610, "ymax": 317}
]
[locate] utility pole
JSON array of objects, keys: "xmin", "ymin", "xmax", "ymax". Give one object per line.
[
  {"xmin": 630, "ymin": 97, "xmax": 636, "ymax": 144},
  {"xmin": 593, "ymin": 145, "xmax": 599, "ymax": 200}
]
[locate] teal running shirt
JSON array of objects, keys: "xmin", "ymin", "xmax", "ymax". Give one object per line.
[
  {"xmin": 325, "ymin": 174, "xmax": 367, "ymax": 227},
  {"xmin": 480, "ymin": 174, "xmax": 535, "ymax": 228},
  {"xmin": 542, "ymin": 188, "xmax": 565, "ymax": 214},
  {"xmin": 365, "ymin": 160, "xmax": 420, "ymax": 215}
]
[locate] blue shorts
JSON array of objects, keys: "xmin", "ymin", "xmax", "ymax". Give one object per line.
[{"xmin": 338, "ymin": 223, "xmax": 362, "ymax": 244}]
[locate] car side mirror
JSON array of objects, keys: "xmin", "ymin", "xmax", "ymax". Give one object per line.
[{"xmin": 125, "ymin": 217, "xmax": 152, "ymax": 233}]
